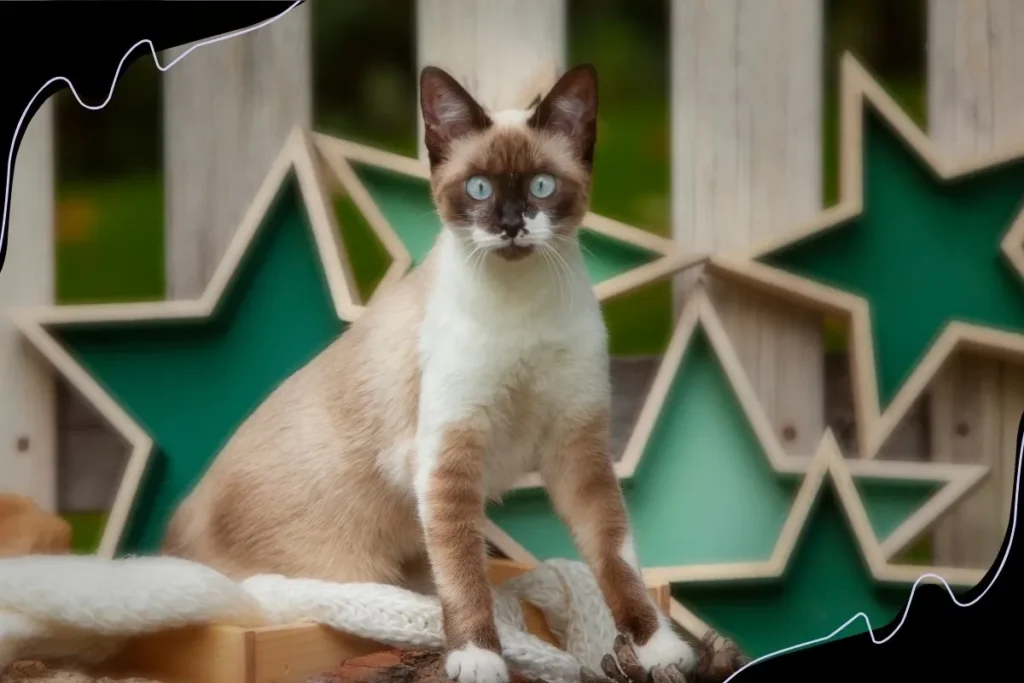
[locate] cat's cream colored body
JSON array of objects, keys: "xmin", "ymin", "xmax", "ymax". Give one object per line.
[
  {"xmin": 168, "ymin": 63, "xmax": 696, "ymax": 683},
  {"xmin": 164, "ymin": 224, "xmax": 603, "ymax": 583}
]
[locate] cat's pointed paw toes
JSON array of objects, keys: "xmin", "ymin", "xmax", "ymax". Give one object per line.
[
  {"xmin": 445, "ymin": 644, "xmax": 510, "ymax": 683},
  {"xmin": 633, "ymin": 625, "xmax": 698, "ymax": 674}
]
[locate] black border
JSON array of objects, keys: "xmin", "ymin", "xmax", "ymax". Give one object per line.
[{"xmin": 0, "ymin": 0, "xmax": 300, "ymax": 272}]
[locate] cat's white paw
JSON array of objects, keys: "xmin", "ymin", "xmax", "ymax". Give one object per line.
[
  {"xmin": 633, "ymin": 623, "xmax": 698, "ymax": 673},
  {"xmin": 445, "ymin": 644, "xmax": 509, "ymax": 683}
]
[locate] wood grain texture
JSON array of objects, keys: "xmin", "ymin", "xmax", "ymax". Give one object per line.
[
  {"xmin": 670, "ymin": 0, "xmax": 825, "ymax": 457},
  {"xmin": 414, "ymin": 0, "xmax": 567, "ymax": 160},
  {"xmin": 164, "ymin": 2, "xmax": 312, "ymax": 299},
  {"xmin": 57, "ymin": 382, "xmax": 127, "ymax": 513},
  {"xmin": 824, "ymin": 354, "xmax": 930, "ymax": 461},
  {"xmin": 609, "ymin": 357, "xmax": 660, "ymax": 461},
  {"xmin": 927, "ymin": 0, "xmax": 1024, "ymax": 569},
  {"xmin": 92, "ymin": 624, "xmax": 253, "ymax": 683},
  {"xmin": 0, "ymin": 100, "xmax": 56, "ymax": 511}
]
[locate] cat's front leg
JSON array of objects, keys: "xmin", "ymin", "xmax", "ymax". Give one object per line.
[
  {"xmin": 541, "ymin": 407, "xmax": 697, "ymax": 674},
  {"xmin": 415, "ymin": 419, "xmax": 508, "ymax": 683}
]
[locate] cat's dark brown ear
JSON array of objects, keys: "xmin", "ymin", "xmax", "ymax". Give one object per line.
[
  {"xmin": 528, "ymin": 64, "xmax": 598, "ymax": 169},
  {"xmin": 420, "ymin": 66, "xmax": 492, "ymax": 169}
]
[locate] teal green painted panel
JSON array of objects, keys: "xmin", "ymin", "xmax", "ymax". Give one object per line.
[
  {"xmin": 55, "ymin": 177, "xmax": 346, "ymax": 554},
  {"xmin": 763, "ymin": 107, "xmax": 1024, "ymax": 407},
  {"xmin": 353, "ymin": 163, "xmax": 440, "ymax": 266},
  {"xmin": 488, "ymin": 490, "xmax": 579, "ymax": 563},
  {"xmin": 679, "ymin": 490, "xmax": 911, "ymax": 658},
  {"xmin": 489, "ymin": 332, "xmax": 797, "ymax": 566},
  {"xmin": 857, "ymin": 479, "xmax": 939, "ymax": 542},
  {"xmin": 578, "ymin": 229, "xmax": 658, "ymax": 285},
  {"xmin": 352, "ymin": 163, "xmax": 657, "ymax": 284},
  {"xmin": 333, "ymin": 195, "xmax": 392, "ymax": 303}
]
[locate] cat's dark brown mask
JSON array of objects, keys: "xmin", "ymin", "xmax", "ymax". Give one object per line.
[{"xmin": 419, "ymin": 65, "xmax": 598, "ymax": 261}]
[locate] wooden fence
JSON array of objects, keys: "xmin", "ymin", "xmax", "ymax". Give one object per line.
[{"xmin": 2, "ymin": 0, "xmax": 1018, "ymax": 570}]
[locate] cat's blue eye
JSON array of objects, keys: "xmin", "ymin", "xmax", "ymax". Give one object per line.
[
  {"xmin": 529, "ymin": 173, "xmax": 557, "ymax": 199},
  {"xmin": 465, "ymin": 176, "xmax": 493, "ymax": 201}
]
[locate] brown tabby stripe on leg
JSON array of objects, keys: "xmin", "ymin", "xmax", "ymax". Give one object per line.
[
  {"xmin": 425, "ymin": 425, "xmax": 501, "ymax": 653},
  {"xmin": 563, "ymin": 410, "xmax": 661, "ymax": 645}
]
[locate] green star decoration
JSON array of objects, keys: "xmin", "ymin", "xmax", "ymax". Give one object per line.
[
  {"xmin": 708, "ymin": 53, "xmax": 1024, "ymax": 459},
  {"xmin": 676, "ymin": 435, "xmax": 917, "ymax": 658},
  {"xmin": 486, "ymin": 287, "xmax": 988, "ymax": 647},
  {"xmin": 11, "ymin": 130, "xmax": 361, "ymax": 556},
  {"xmin": 765, "ymin": 87, "xmax": 1024, "ymax": 408}
]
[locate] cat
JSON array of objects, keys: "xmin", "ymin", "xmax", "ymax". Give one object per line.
[{"xmin": 162, "ymin": 64, "xmax": 696, "ymax": 683}]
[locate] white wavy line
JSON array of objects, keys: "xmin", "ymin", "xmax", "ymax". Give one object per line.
[
  {"xmin": 721, "ymin": 421, "xmax": 1021, "ymax": 682},
  {"xmin": 0, "ymin": 0, "xmax": 303, "ymax": 263}
]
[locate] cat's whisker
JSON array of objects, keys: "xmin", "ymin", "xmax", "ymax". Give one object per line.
[
  {"xmin": 542, "ymin": 242, "xmax": 574, "ymax": 314},
  {"xmin": 472, "ymin": 246, "xmax": 489, "ymax": 278},
  {"xmin": 464, "ymin": 244, "xmax": 487, "ymax": 277},
  {"xmin": 537, "ymin": 247, "xmax": 556, "ymax": 300},
  {"xmin": 552, "ymin": 231, "xmax": 602, "ymax": 269},
  {"xmin": 538, "ymin": 244, "xmax": 567, "ymax": 310},
  {"xmin": 415, "ymin": 208, "xmax": 444, "ymax": 221}
]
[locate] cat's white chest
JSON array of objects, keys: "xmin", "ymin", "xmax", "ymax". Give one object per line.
[{"xmin": 416, "ymin": 237, "xmax": 609, "ymax": 495}]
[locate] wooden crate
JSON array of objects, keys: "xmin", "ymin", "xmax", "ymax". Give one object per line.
[{"xmin": 88, "ymin": 560, "xmax": 671, "ymax": 683}]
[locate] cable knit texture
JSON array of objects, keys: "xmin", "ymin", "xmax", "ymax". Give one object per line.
[{"xmin": 0, "ymin": 555, "xmax": 620, "ymax": 683}]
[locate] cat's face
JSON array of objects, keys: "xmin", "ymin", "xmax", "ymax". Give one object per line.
[{"xmin": 420, "ymin": 65, "xmax": 598, "ymax": 262}]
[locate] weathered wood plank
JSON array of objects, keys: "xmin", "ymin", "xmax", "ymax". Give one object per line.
[
  {"xmin": 927, "ymin": 0, "xmax": 1024, "ymax": 569},
  {"xmin": 57, "ymin": 382, "xmax": 128, "ymax": 513},
  {"xmin": 609, "ymin": 357, "xmax": 660, "ymax": 461},
  {"xmin": 164, "ymin": 2, "xmax": 312, "ymax": 299},
  {"xmin": 670, "ymin": 0, "xmax": 825, "ymax": 456},
  {"xmin": 414, "ymin": 0, "xmax": 566, "ymax": 160},
  {"xmin": 825, "ymin": 354, "xmax": 930, "ymax": 461},
  {"xmin": 0, "ymin": 99, "xmax": 56, "ymax": 511}
]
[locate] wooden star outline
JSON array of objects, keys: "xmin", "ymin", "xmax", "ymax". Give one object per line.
[
  {"xmin": 487, "ymin": 429, "xmax": 988, "ymax": 641},
  {"xmin": 705, "ymin": 52, "xmax": 1024, "ymax": 460},
  {"xmin": 9, "ymin": 128, "xmax": 361, "ymax": 557},
  {"xmin": 486, "ymin": 284, "xmax": 989, "ymax": 639},
  {"xmin": 503, "ymin": 285, "xmax": 987, "ymax": 563}
]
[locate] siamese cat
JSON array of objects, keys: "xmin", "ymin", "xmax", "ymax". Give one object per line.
[{"xmin": 164, "ymin": 64, "xmax": 696, "ymax": 683}]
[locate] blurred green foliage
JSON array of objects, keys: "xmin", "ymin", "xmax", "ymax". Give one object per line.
[
  {"xmin": 63, "ymin": 511, "xmax": 108, "ymax": 553},
  {"xmin": 55, "ymin": 49, "xmax": 164, "ymax": 304},
  {"xmin": 53, "ymin": 0, "xmax": 926, "ymax": 354}
]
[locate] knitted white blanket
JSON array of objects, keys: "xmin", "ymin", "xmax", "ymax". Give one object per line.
[{"xmin": 0, "ymin": 554, "xmax": 619, "ymax": 683}]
